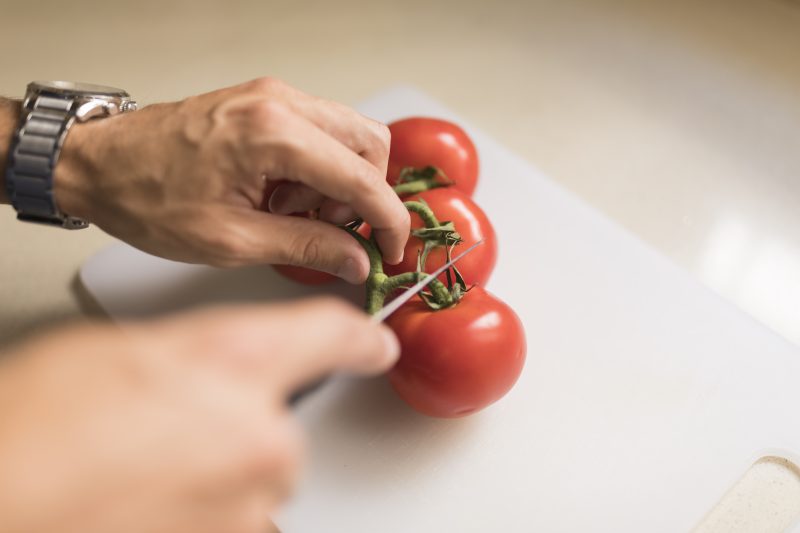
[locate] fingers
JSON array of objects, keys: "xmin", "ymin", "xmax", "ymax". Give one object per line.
[
  {"xmin": 291, "ymin": 99, "xmax": 391, "ymax": 177},
  {"xmin": 266, "ymin": 183, "xmax": 356, "ymax": 224},
  {"xmin": 268, "ymin": 183, "xmax": 323, "ymax": 215},
  {"xmin": 318, "ymin": 199, "xmax": 356, "ymax": 224},
  {"xmin": 245, "ymin": 108, "xmax": 409, "ymax": 264},
  {"xmin": 261, "ymin": 298, "xmax": 401, "ymax": 395},
  {"xmin": 242, "ymin": 411, "xmax": 304, "ymax": 511},
  {"xmin": 205, "ymin": 410, "xmax": 300, "ymax": 533},
  {"xmin": 241, "ymin": 77, "xmax": 391, "ymax": 176},
  {"xmin": 213, "ymin": 207, "xmax": 369, "ymax": 283},
  {"xmin": 168, "ymin": 298, "xmax": 401, "ymax": 398}
]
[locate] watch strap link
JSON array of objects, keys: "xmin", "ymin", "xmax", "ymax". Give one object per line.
[{"xmin": 5, "ymin": 94, "xmax": 88, "ymax": 229}]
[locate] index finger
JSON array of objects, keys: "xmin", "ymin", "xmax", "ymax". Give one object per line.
[
  {"xmin": 249, "ymin": 106, "xmax": 410, "ymax": 263},
  {"xmin": 169, "ymin": 298, "xmax": 401, "ymax": 399},
  {"xmin": 236, "ymin": 77, "xmax": 391, "ymax": 176}
]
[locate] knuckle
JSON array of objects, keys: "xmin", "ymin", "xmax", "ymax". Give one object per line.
[
  {"xmin": 373, "ymin": 121, "xmax": 391, "ymax": 154},
  {"xmin": 353, "ymin": 161, "xmax": 382, "ymax": 192},
  {"xmin": 202, "ymin": 228, "xmax": 250, "ymax": 267},
  {"xmin": 244, "ymin": 415, "xmax": 305, "ymax": 487},
  {"xmin": 248, "ymin": 76, "xmax": 285, "ymax": 94},
  {"xmin": 394, "ymin": 204, "xmax": 412, "ymax": 233},
  {"xmin": 245, "ymin": 100, "xmax": 288, "ymax": 135},
  {"xmin": 287, "ymin": 234, "xmax": 324, "ymax": 268},
  {"xmin": 359, "ymin": 122, "xmax": 390, "ymax": 164}
]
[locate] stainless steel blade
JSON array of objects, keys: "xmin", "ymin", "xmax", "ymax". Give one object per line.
[{"xmin": 371, "ymin": 239, "xmax": 484, "ymax": 323}]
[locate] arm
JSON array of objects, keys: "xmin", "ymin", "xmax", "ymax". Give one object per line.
[
  {"xmin": 0, "ymin": 98, "xmax": 21, "ymax": 204},
  {"xmin": 43, "ymin": 78, "xmax": 409, "ymax": 282},
  {"xmin": 0, "ymin": 298, "xmax": 399, "ymax": 533}
]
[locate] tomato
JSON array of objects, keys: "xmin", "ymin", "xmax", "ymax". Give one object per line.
[
  {"xmin": 272, "ymin": 263, "xmax": 336, "ymax": 285},
  {"xmin": 383, "ymin": 188, "xmax": 497, "ymax": 288},
  {"xmin": 388, "ymin": 118, "xmax": 479, "ymax": 197},
  {"xmin": 387, "ymin": 286, "xmax": 526, "ymax": 418}
]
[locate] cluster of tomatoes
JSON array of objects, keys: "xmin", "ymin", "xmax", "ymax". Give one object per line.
[{"xmin": 275, "ymin": 117, "xmax": 526, "ymax": 418}]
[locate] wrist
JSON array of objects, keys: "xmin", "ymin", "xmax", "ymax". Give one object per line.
[
  {"xmin": 1, "ymin": 96, "xmax": 97, "ymax": 221},
  {"xmin": 0, "ymin": 99, "xmax": 22, "ymax": 205},
  {"xmin": 52, "ymin": 120, "xmax": 97, "ymax": 221}
]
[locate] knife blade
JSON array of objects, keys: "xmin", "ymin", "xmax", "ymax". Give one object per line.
[
  {"xmin": 371, "ymin": 238, "xmax": 484, "ymax": 323},
  {"xmin": 289, "ymin": 239, "xmax": 483, "ymax": 406}
]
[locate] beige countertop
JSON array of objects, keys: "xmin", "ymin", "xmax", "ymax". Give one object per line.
[{"xmin": 1, "ymin": 0, "xmax": 799, "ymax": 530}]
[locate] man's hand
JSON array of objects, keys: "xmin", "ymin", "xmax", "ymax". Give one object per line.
[
  {"xmin": 0, "ymin": 298, "xmax": 399, "ymax": 533},
  {"xmin": 52, "ymin": 78, "xmax": 410, "ymax": 282}
]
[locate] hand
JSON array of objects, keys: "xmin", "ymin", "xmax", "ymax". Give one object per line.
[
  {"xmin": 0, "ymin": 298, "xmax": 399, "ymax": 533},
  {"xmin": 53, "ymin": 78, "xmax": 410, "ymax": 282}
]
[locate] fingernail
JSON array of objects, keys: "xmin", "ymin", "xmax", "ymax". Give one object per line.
[
  {"xmin": 337, "ymin": 257, "xmax": 364, "ymax": 284},
  {"xmin": 384, "ymin": 249, "xmax": 404, "ymax": 266},
  {"xmin": 270, "ymin": 202, "xmax": 293, "ymax": 215},
  {"xmin": 380, "ymin": 325, "xmax": 401, "ymax": 366}
]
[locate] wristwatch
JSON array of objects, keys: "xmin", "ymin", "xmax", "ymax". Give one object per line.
[{"xmin": 4, "ymin": 81, "xmax": 137, "ymax": 229}]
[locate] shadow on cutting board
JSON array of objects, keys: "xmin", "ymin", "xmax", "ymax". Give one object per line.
[
  {"xmin": 294, "ymin": 374, "xmax": 481, "ymax": 484},
  {"xmin": 75, "ymin": 255, "xmax": 478, "ymax": 474}
]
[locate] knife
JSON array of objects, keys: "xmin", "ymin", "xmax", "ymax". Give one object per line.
[
  {"xmin": 289, "ymin": 239, "xmax": 483, "ymax": 406},
  {"xmin": 371, "ymin": 238, "xmax": 484, "ymax": 323}
]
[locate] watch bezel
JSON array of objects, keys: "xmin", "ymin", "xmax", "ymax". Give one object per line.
[{"xmin": 28, "ymin": 81, "xmax": 130, "ymax": 98}]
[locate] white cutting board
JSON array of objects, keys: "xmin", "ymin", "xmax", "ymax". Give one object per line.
[{"xmin": 80, "ymin": 87, "xmax": 800, "ymax": 532}]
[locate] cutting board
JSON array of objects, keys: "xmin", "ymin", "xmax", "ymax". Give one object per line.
[{"xmin": 80, "ymin": 87, "xmax": 800, "ymax": 532}]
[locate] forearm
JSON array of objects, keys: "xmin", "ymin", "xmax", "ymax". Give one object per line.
[{"xmin": 0, "ymin": 98, "xmax": 22, "ymax": 204}]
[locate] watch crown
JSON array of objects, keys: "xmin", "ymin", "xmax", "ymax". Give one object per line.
[{"xmin": 121, "ymin": 101, "xmax": 138, "ymax": 112}]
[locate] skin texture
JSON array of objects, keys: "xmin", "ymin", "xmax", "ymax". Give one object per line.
[
  {"xmin": 387, "ymin": 287, "xmax": 526, "ymax": 418},
  {"xmin": 384, "ymin": 188, "xmax": 498, "ymax": 288},
  {"xmin": 1, "ymin": 78, "xmax": 410, "ymax": 283},
  {"xmin": 387, "ymin": 117, "xmax": 479, "ymax": 197},
  {"xmin": 0, "ymin": 80, "xmax": 407, "ymax": 532},
  {"xmin": 273, "ymin": 217, "xmax": 372, "ymax": 285},
  {"xmin": 0, "ymin": 298, "xmax": 399, "ymax": 533},
  {"xmin": 0, "ymin": 99, "xmax": 21, "ymax": 204}
]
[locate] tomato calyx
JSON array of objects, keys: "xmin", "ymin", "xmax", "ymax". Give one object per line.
[
  {"xmin": 404, "ymin": 198, "xmax": 463, "ymax": 273},
  {"xmin": 392, "ymin": 166, "xmax": 453, "ymax": 196},
  {"xmin": 344, "ymin": 200, "xmax": 468, "ymax": 316}
]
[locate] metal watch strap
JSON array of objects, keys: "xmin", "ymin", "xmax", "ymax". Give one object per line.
[{"xmin": 5, "ymin": 94, "xmax": 88, "ymax": 229}]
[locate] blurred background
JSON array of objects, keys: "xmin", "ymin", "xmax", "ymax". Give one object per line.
[{"xmin": 1, "ymin": 0, "xmax": 799, "ymax": 530}]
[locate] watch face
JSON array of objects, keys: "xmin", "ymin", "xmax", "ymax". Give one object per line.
[{"xmin": 29, "ymin": 81, "xmax": 129, "ymax": 97}]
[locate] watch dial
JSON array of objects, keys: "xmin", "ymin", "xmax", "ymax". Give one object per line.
[{"xmin": 30, "ymin": 81, "xmax": 128, "ymax": 97}]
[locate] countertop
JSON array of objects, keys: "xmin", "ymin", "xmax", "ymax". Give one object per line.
[{"xmin": 1, "ymin": 0, "xmax": 799, "ymax": 530}]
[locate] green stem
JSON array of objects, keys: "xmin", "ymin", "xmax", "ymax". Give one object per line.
[
  {"xmin": 403, "ymin": 201, "xmax": 440, "ymax": 228},
  {"xmin": 392, "ymin": 166, "xmax": 451, "ymax": 196},
  {"xmin": 385, "ymin": 272, "xmax": 453, "ymax": 306},
  {"xmin": 382, "ymin": 271, "xmax": 420, "ymax": 292},
  {"xmin": 393, "ymin": 179, "xmax": 440, "ymax": 196},
  {"xmin": 344, "ymin": 227, "xmax": 387, "ymax": 315},
  {"xmin": 345, "ymin": 227, "xmax": 384, "ymax": 275},
  {"xmin": 365, "ymin": 277, "xmax": 388, "ymax": 316},
  {"xmin": 344, "ymin": 228, "xmax": 455, "ymax": 314}
]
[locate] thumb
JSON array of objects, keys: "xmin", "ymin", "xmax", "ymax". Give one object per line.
[{"xmin": 228, "ymin": 208, "xmax": 370, "ymax": 284}]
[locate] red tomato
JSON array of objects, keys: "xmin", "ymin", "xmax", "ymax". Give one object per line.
[
  {"xmin": 383, "ymin": 188, "xmax": 497, "ymax": 288},
  {"xmin": 388, "ymin": 118, "xmax": 479, "ymax": 197},
  {"xmin": 387, "ymin": 286, "xmax": 526, "ymax": 417},
  {"xmin": 272, "ymin": 263, "xmax": 336, "ymax": 285}
]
